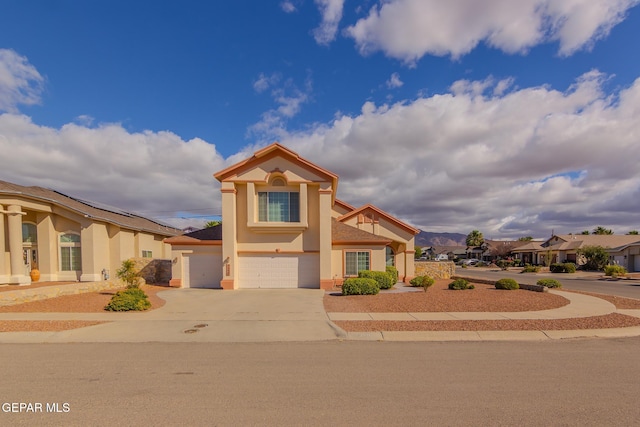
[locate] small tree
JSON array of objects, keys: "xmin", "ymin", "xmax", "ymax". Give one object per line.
[
  {"xmin": 577, "ymin": 245, "xmax": 609, "ymax": 271},
  {"xmin": 580, "ymin": 230, "xmax": 590, "ymax": 235},
  {"xmin": 116, "ymin": 259, "xmax": 141, "ymax": 288},
  {"xmin": 627, "ymin": 230, "xmax": 639, "ymax": 235},
  {"xmin": 415, "ymin": 247, "xmax": 423, "ymax": 259},
  {"xmin": 466, "ymin": 230, "xmax": 484, "ymax": 247},
  {"xmin": 518, "ymin": 236, "xmax": 533, "ymax": 241},
  {"xmin": 204, "ymin": 220, "xmax": 221, "ymax": 228}
]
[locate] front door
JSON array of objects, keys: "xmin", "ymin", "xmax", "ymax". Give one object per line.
[{"xmin": 23, "ymin": 247, "xmax": 37, "ymax": 275}]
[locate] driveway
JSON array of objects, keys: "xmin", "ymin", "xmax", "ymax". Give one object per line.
[{"xmin": 0, "ymin": 288, "xmax": 345, "ymax": 343}]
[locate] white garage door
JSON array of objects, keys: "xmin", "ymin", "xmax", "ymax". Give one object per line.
[
  {"xmin": 185, "ymin": 254, "xmax": 222, "ymax": 288},
  {"xmin": 238, "ymin": 254, "xmax": 319, "ymax": 289}
]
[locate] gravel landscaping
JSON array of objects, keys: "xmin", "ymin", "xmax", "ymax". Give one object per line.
[
  {"xmin": 0, "ymin": 284, "xmax": 174, "ymax": 332},
  {"xmin": 325, "ymin": 279, "xmax": 640, "ymax": 332}
]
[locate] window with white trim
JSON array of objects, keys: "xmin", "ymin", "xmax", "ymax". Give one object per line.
[
  {"xmin": 142, "ymin": 250, "xmax": 153, "ymax": 258},
  {"xmin": 60, "ymin": 233, "xmax": 81, "ymax": 271},
  {"xmin": 345, "ymin": 251, "xmax": 370, "ymax": 276},
  {"xmin": 258, "ymin": 192, "xmax": 300, "ymax": 222}
]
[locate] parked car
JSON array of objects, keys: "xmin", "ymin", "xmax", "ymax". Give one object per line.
[
  {"xmin": 434, "ymin": 254, "xmax": 449, "ymax": 261},
  {"xmin": 462, "ymin": 258, "xmax": 479, "ymax": 266}
]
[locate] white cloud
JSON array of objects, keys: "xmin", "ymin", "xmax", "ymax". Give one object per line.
[
  {"xmin": 0, "ymin": 114, "xmax": 227, "ymax": 228},
  {"xmin": 345, "ymin": 0, "xmax": 640, "ymax": 63},
  {"xmin": 277, "ymin": 70, "xmax": 640, "ymax": 238},
  {"xmin": 280, "ymin": 1, "xmax": 297, "ymax": 13},
  {"xmin": 0, "ymin": 49, "xmax": 44, "ymax": 113},
  {"xmin": 312, "ymin": 0, "xmax": 345, "ymax": 45},
  {"xmin": 253, "ymin": 72, "xmax": 281, "ymax": 93},
  {"xmin": 249, "ymin": 73, "xmax": 313, "ymax": 141},
  {"xmin": 386, "ymin": 72, "xmax": 403, "ymax": 89}
]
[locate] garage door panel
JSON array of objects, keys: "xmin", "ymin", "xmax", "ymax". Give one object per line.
[
  {"xmin": 186, "ymin": 254, "xmax": 222, "ymax": 288},
  {"xmin": 238, "ymin": 254, "xmax": 319, "ymax": 289}
]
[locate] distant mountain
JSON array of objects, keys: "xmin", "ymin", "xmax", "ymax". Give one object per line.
[{"xmin": 415, "ymin": 231, "xmax": 467, "ymax": 247}]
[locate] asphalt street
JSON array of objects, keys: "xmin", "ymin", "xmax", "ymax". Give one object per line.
[{"xmin": 2, "ymin": 339, "xmax": 640, "ymax": 426}]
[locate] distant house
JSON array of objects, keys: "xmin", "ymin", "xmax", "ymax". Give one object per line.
[
  {"xmin": 540, "ymin": 234, "xmax": 640, "ymax": 269},
  {"xmin": 0, "ymin": 180, "xmax": 181, "ymax": 285},
  {"xmin": 166, "ymin": 143, "xmax": 419, "ymax": 289}
]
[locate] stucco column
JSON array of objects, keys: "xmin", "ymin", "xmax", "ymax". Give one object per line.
[
  {"xmin": 7, "ymin": 205, "xmax": 30, "ymax": 284},
  {"xmin": 220, "ymin": 183, "xmax": 237, "ymax": 289},
  {"xmin": 0, "ymin": 205, "xmax": 8, "ymax": 284},
  {"xmin": 318, "ymin": 187, "xmax": 333, "ymax": 290},
  {"xmin": 36, "ymin": 212, "xmax": 57, "ymax": 282},
  {"xmin": 80, "ymin": 221, "xmax": 109, "ymax": 282}
]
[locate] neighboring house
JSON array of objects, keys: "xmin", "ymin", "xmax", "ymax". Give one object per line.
[
  {"xmin": 166, "ymin": 143, "xmax": 419, "ymax": 289},
  {"xmin": 431, "ymin": 245, "xmax": 466, "ymax": 260},
  {"xmin": 607, "ymin": 241, "xmax": 640, "ymax": 272},
  {"xmin": 467, "ymin": 240, "xmax": 528, "ymax": 263},
  {"xmin": 511, "ymin": 241, "xmax": 544, "ymax": 265},
  {"xmin": 0, "ymin": 180, "xmax": 181, "ymax": 285},
  {"xmin": 540, "ymin": 234, "xmax": 640, "ymax": 269}
]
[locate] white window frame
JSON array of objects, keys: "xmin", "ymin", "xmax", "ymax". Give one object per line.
[
  {"xmin": 344, "ymin": 250, "xmax": 370, "ymax": 277},
  {"xmin": 59, "ymin": 232, "xmax": 81, "ymax": 272}
]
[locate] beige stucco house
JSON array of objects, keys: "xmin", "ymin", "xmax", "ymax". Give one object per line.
[
  {"xmin": 512, "ymin": 234, "xmax": 640, "ymax": 271},
  {"xmin": 166, "ymin": 143, "xmax": 419, "ymax": 289},
  {"xmin": 0, "ymin": 180, "xmax": 181, "ymax": 285}
]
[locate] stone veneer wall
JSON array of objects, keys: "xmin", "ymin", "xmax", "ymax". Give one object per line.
[
  {"xmin": 414, "ymin": 261, "xmax": 455, "ymax": 279},
  {"xmin": 0, "ymin": 280, "xmax": 125, "ymax": 307},
  {"xmin": 132, "ymin": 258, "xmax": 172, "ymax": 285}
]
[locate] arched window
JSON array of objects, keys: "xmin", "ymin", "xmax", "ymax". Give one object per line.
[
  {"xmin": 22, "ymin": 223, "xmax": 37, "ymax": 243},
  {"xmin": 60, "ymin": 233, "xmax": 81, "ymax": 271}
]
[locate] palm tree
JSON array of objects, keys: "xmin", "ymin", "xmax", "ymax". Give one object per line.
[
  {"xmin": 592, "ymin": 226, "xmax": 613, "ymax": 235},
  {"xmin": 466, "ymin": 230, "xmax": 484, "ymax": 247},
  {"xmin": 204, "ymin": 220, "xmax": 221, "ymax": 228}
]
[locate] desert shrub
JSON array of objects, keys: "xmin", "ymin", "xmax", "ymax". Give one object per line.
[
  {"xmin": 521, "ymin": 264, "xmax": 540, "ymax": 273},
  {"xmin": 386, "ymin": 266, "xmax": 399, "ymax": 284},
  {"xmin": 448, "ymin": 278, "xmax": 471, "ymax": 290},
  {"xmin": 494, "ymin": 278, "xmax": 519, "ymax": 290},
  {"xmin": 116, "ymin": 259, "xmax": 141, "ymax": 288},
  {"xmin": 475, "ymin": 261, "xmax": 488, "ymax": 267},
  {"xmin": 604, "ymin": 265, "xmax": 627, "ymax": 278},
  {"xmin": 358, "ymin": 270, "xmax": 394, "ymax": 290},
  {"xmin": 496, "ymin": 260, "xmax": 514, "ymax": 270},
  {"xmin": 550, "ymin": 263, "xmax": 576, "ymax": 273},
  {"xmin": 105, "ymin": 287, "xmax": 151, "ymax": 311},
  {"xmin": 577, "ymin": 245, "xmax": 609, "ymax": 271},
  {"xmin": 342, "ymin": 278, "xmax": 380, "ymax": 295},
  {"xmin": 536, "ymin": 278, "xmax": 562, "ymax": 288},
  {"xmin": 410, "ymin": 275, "xmax": 435, "ymax": 292}
]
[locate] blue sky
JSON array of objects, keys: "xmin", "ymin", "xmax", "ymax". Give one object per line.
[{"xmin": 1, "ymin": 0, "xmax": 640, "ymax": 238}]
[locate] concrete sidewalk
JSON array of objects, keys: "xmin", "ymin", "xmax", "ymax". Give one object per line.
[{"xmin": 1, "ymin": 285, "xmax": 640, "ymax": 343}]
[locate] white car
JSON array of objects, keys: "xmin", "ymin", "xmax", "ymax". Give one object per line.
[
  {"xmin": 462, "ymin": 258, "xmax": 479, "ymax": 266},
  {"xmin": 434, "ymin": 254, "xmax": 449, "ymax": 261}
]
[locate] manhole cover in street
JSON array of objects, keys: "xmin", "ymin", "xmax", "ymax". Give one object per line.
[
  {"xmin": 194, "ymin": 324, "xmax": 208, "ymax": 328},
  {"xmin": 183, "ymin": 329, "xmax": 199, "ymax": 334}
]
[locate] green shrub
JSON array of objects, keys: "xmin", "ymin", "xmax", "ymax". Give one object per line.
[
  {"xmin": 521, "ymin": 264, "xmax": 540, "ymax": 273},
  {"xmin": 494, "ymin": 278, "xmax": 519, "ymax": 290},
  {"xmin": 496, "ymin": 259, "xmax": 514, "ymax": 270},
  {"xmin": 536, "ymin": 278, "xmax": 562, "ymax": 288},
  {"xmin": 475, "ymin": 261, "xmax": 488, "ymax": 267},
  {"xmin": 604, "ymin": 265, "xmax": 627, "ymax": 278},
  {"xmin": 410, "ymin": 275, "xmax": 435, "ymax": 292},
  {"xmin": 342, "ymin": 278, "xmax": 380, "ymax": 295},
  {"xmin": 386, "ymin": 266, "xmax": 399, "ymax": 284},
  {"xmin": 550, "ymin": 263, "xmax": 576, "ymax": 273},
  {"xmin": 116, "ymin": 259, "xmax": 141, "ymax": 288},
  {"xmin": 448, "ymin": 278, "xmax": 471, "ymax": 290},
  {"xmin": 105, "ymin": 288, "xmax": 151, "ymax": 311},
  {"xmin": 358, "ymin": 270, "xmax": 394, "ymax": 290}
]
